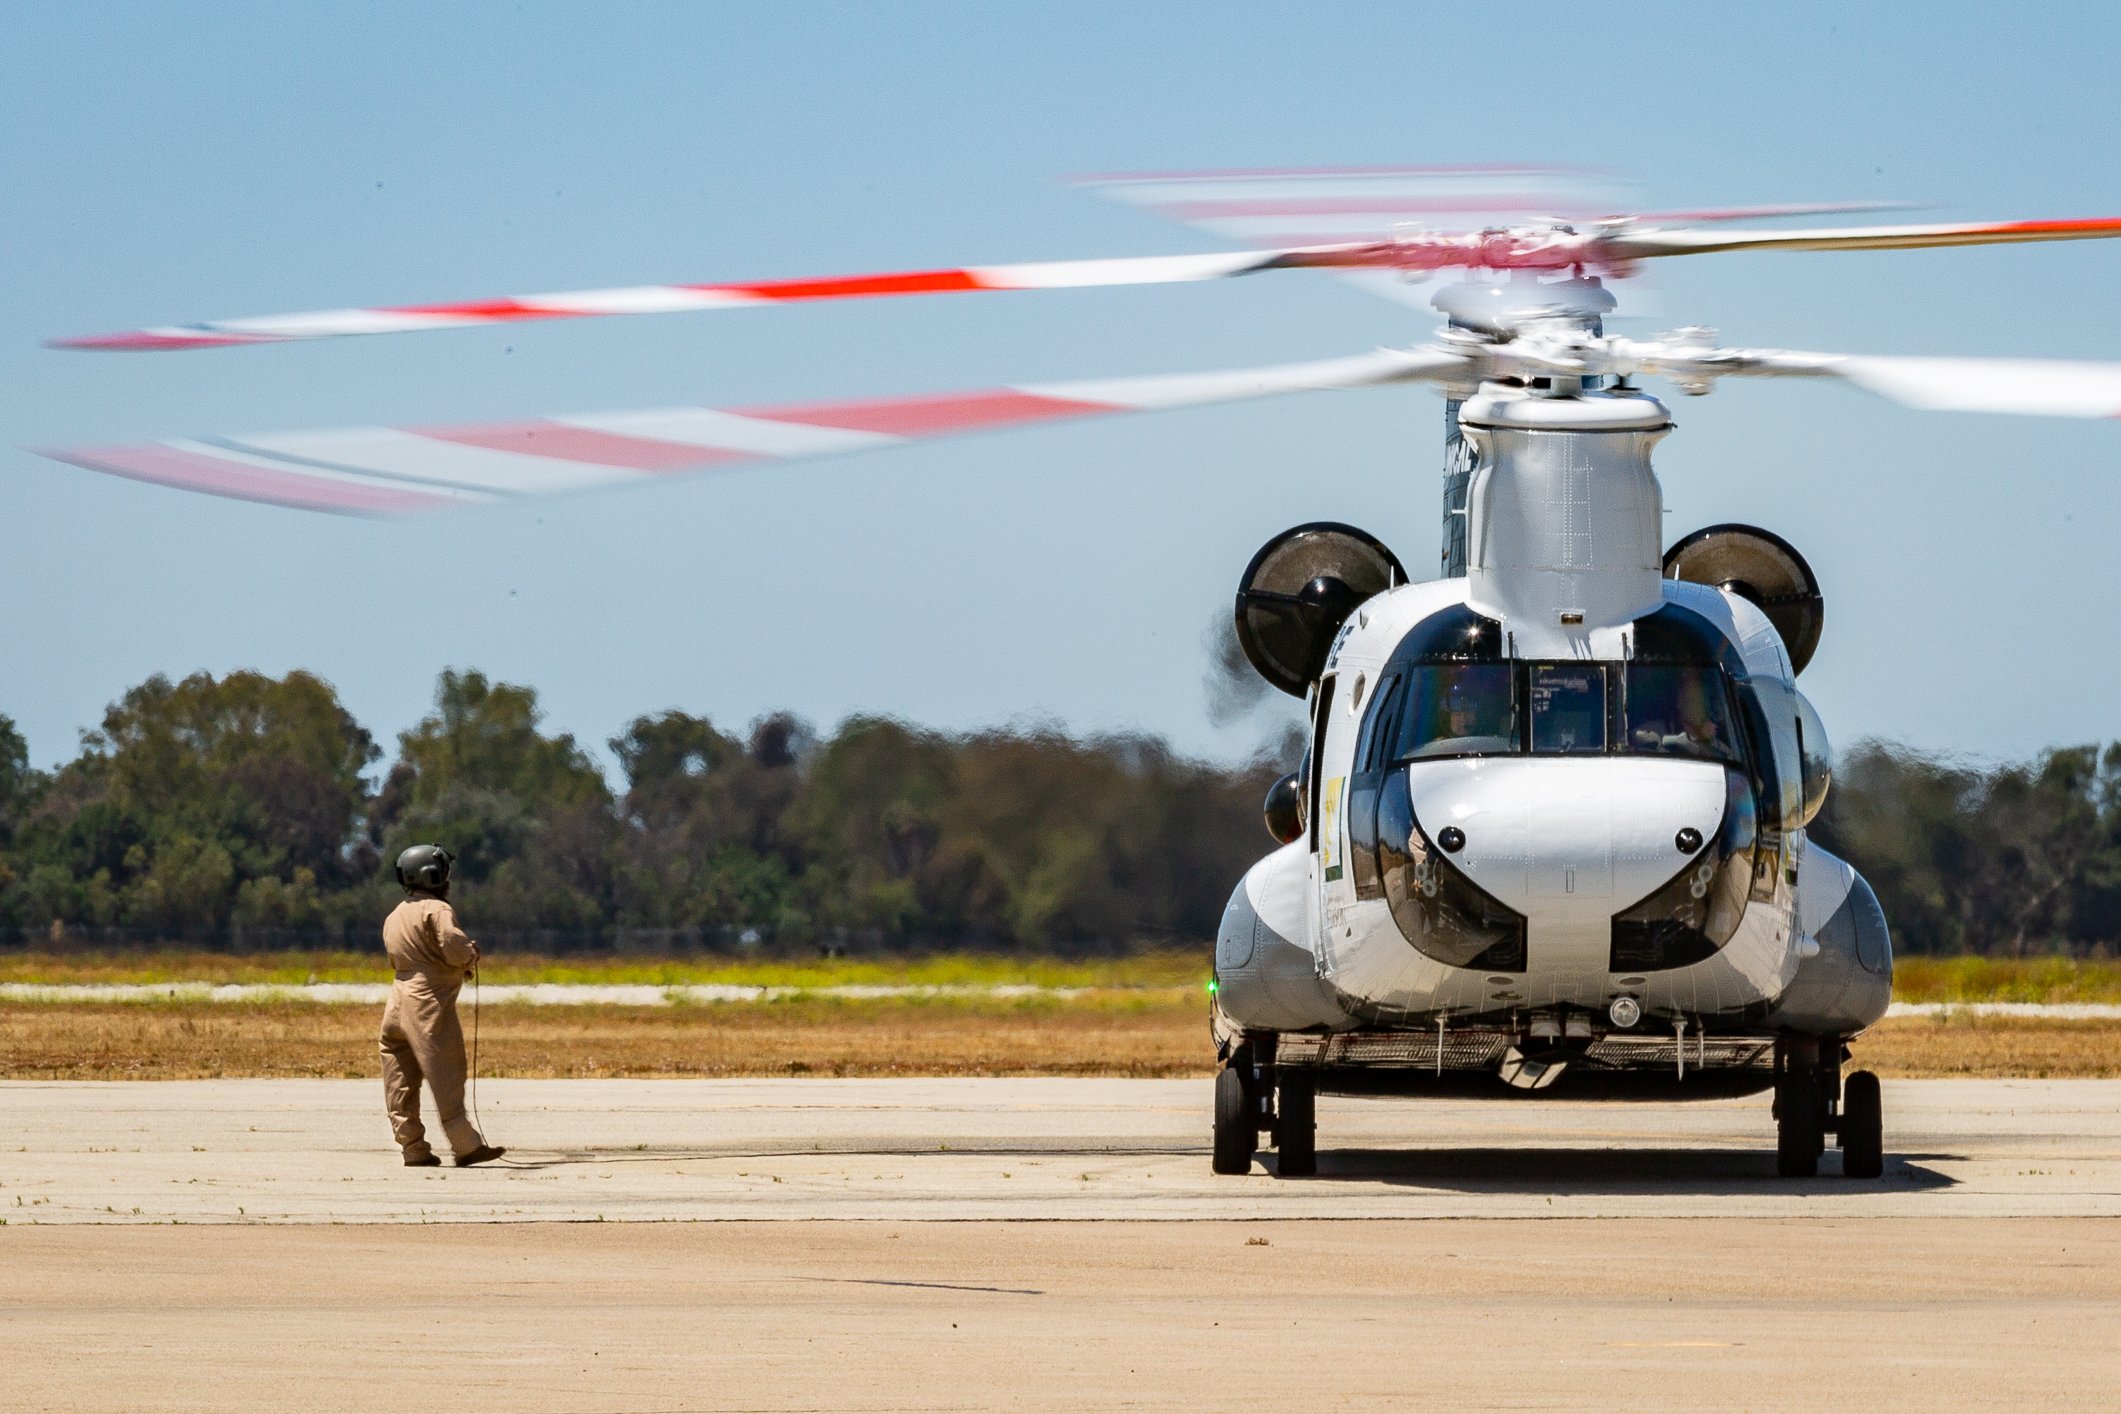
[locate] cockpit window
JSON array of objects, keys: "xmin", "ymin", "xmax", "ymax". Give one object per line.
[
  {"xmin": 1392, "ymin": 664, "xmax": 1518, "ymax": 761},
  {"xmin": 1528, "ymin": 665, "xmax": 1607, "ymax": 754},
  {"xmin": 1367, "ymin": 644, "xmax": 1754, "ymax": 771},
  {"xmin": 1623, "ymin": 664, "xmax": 1744, "ymax": 766}
]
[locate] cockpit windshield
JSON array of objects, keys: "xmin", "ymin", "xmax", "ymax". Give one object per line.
[
  {"xmin": 1528, "ymin": 664, "xmax": 1607, "ymax": 754},
  {"xmin": 1370, "ymin": 661, "xmax": 1750, "ymax": 767},
  {"xmin": 1392, "ymin": 664, "xmax": 1519, "ymax": 760},
  {"xmin": 1622, "ymin": 664, "xmax": 1744, "ymax": 766},
  {"xmin": 1364, "ymin": 603, "xmax": 1756, "ymax": 771}
]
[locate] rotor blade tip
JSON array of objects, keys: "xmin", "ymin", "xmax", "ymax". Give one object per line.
[{"xmin": 46, "ymin": 330, "xmax": 269, "ymax": 352}]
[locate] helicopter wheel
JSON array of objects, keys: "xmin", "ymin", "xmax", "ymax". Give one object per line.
[
  {"xmin": 1840, "ymin": 1070, "xmax": 1884, "ymax": 1179},
  {"xmin": 1212, "ymin": 1063, "xmax": 1256, "ymax": 1175},
  {"xmin": 1774, "ymin": 1065, "xmax": 1824, "ymax": 1178},
  {"xmin": 1273, "ymin": 1071, "xmax": 1317, "ymax": 1178}
]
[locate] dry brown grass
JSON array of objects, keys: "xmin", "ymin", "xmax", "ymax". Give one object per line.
[
  {"xmin": 5, "ymin": 999, "xmax": 2120, "ymax": 1081},
  {"xmin": 0, "ymin": 998, "xmax": 1216, "ymax": 1081},
  {"xmin": 1855, "ymin": 1014, "xmax": 2121, "ymax": 1079}
]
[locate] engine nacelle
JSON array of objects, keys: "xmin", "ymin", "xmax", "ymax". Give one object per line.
[
  {"xmin": 1233, "ymin": 522, "xmax": 1405, "ymax": 696},
  {"xmin": 1664, "ymin": 523, "xmax": 1824, "ymax": 675}
]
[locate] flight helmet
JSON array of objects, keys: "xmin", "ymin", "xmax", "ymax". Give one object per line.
[{"xmin": 395, "ymin": 843, "xmax": 455, "ymax": 893}]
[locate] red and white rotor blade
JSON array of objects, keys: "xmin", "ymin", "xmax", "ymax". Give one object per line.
[
  {"xmin": 1610, "ymin": 217, "xmax": 2121, "ymax": 260},
  {"xmin": 46, "ymin": 247, "xmax": 1392, "ymax": 352},
  {"xmin": 35, "ymin": 347, "xmax": 1463, "ymax": 514},
  {"xmin": 1614, "ymin": 202, "xmax": 1919, "ymax": 225},
  {"xmin": 1829, "ymin": 354, "xmax": 2121, "ymax": 418},
  {"xmin": 1078, "ymin": 165, "xmax": 1623, "ymax": 249}
]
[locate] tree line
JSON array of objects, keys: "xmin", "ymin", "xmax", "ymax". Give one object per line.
[
  {"xmin": 0, "ymin": 669, "xmax": 1282, "ymax": 953},
  {"xmin": 0, "ymin": 667, "xmax": 2115, "ymax": 956}
]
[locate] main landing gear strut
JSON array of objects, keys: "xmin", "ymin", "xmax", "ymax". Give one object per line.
[
  {"xmin": 1775, "ymin": 1035, "xmax": 1884, "ymax": 1179},
  {"xmin": 1213, "ymin": 1042, "xmax": 1315, "ymax": 1178}
]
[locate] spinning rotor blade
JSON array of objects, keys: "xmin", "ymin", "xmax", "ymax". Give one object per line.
[
  {"xmin": 1078, "ymin": 165, "xmax": 1624, "ymax": 250},
  {"xmin": 48, "ymin": 246, "xmax": 1396, "ymax": 352},
  {"xmin": 1615, "ymin": 202, "xmax": 1921, "ymax": 224},
  {"xmin": 1606, "ymin": 217, "xmax": 2121, "ymax": 261},
  {"xmin": 1825, "ymin": 354, "xmax": 2121, "ymax": 418},
  {"xmin": 1079, "ymin": 165, "xmax": 1636, "ymax": 313},
  {"xmin": 1605, "ymin": 337, "xmax": 2121, "ymax": 419},
  {"xmin": 35, "ymin": 347, "xmax": 1463, "ymax": 514},
  {"xmin": 1085, "ymin": 170, "xmax": 2121, "ymax": 274},
  {"xmin": 1080, "ymin": 167, "xmax": 1914, "ymax": 250},
  {"xmin": 47, "ymin": 167, "xmax": 1642, "ymax": 347}
]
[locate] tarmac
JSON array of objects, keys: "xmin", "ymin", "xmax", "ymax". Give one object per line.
[
  {"xmin": 6, "ymin": 1076, "xmax": 2121, "ymax": 1222},
  {"xmin": 6, "ymin": 1078, "xmax": 2121, "ymax": 1408}
]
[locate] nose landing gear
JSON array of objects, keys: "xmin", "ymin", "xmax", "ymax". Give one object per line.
[
  {"xmin": 1211, "ymin": 1061, "xmax": 1258, "ymax": 1175},
  {"xmin": 1774, "ymin": 1037, "xmax": 1884, "ymax": 1178},
  {"xmin": 1211, "ymin": 1042, "xmax": 1318, "ymax": 1178},
  {"xmin": 1274, "ymin": 1071, "xmax": 1316, "ymax": 1178}
]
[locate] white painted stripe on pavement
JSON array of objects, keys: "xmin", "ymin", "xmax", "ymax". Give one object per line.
[{"xmin": 1886, "ymin": 1002, "xmax": 2121, "ymax": 1020}]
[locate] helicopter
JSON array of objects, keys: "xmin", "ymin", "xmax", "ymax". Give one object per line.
[{"xmin": 38, "ymin": 166, "xmax": 2121, "ymax": 1179}]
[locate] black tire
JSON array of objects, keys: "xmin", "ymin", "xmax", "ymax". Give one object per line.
[
  {"xmin": 1274, "ymin": 1072, "xmax": 1317, "ymax": 1178},
  {"xmin": 1775, "ymin": 1071, "xmax": 1821, "ymax": 1178},
  {"xmin": 1841, "ymin": 1070, "xmax": 1884, "ymax": 1179},
  {"xmin": 1212, "ymin": 1064, "xmax": 1255, "ymax": 1175}
]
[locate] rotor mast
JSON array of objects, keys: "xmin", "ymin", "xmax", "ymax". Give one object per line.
[{"xmin": 1431, "ymin": 271, "xmax": 1619, "ymax": 578}]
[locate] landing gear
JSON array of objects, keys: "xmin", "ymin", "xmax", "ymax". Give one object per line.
[
  {"xmin": 1212, "ymin": 1063, "xmax": 1256, "ymax": 1175},
  {"xmin": 1273, "ymin": 1070, "xmax": 1316, "ymax": 1178},
  {"xmin": 1841, "ymin": 1070, "xmax": 1884, "ymax": 1179},
  {"xmin": 1774, "ymin": 1064, "xmax": 1824, "ymax": 1177},
  {"xmin": 1212, "ymin": 1041, "xmax": 1319, "ymax": 1178},
  {"xmin": 1212, "ymin": 1042, "xmax": 1275, "ymax": 1175},
  {"xmin": 1774, "ymin": 1038, "xmax": 1885, "ymax": 1179}
]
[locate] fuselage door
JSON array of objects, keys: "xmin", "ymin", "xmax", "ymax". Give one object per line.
[
  {"xmin": 1345, "ymin": 670, "xmax": 1402, "ymax": 902},
  {"xmin": 1314, "ymin": 670, "xmax": 1367, "ymax": 928}
]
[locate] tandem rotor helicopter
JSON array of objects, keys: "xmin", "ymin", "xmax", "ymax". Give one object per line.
[{"xmin": 41, "ymin": 167, "xmax": 2121, "ymax": 1179}]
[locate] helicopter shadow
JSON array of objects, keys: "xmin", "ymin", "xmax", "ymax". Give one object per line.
[{"xmin": 1277, "ymin": 1146, "xmax": 1958, "ymax": 1193}]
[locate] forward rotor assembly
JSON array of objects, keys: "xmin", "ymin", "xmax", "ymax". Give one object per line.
[
  {"xmin": 1234, "ymin": 523, "xmax": 1408, "ymax": 697},
  {"xmin": 33, "ymin": 165, "xmax": 2121, "ymax": 513},
  {"xmin": 1664, "ymin": 525, "xmax": 1826, "ymax": 675}
]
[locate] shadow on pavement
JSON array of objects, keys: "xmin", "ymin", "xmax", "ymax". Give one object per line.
[
  {"xmin": 1268, "ymin": 1146, "xmax": 1957, "ymax": 1191},
  {"xmin": 491, "ymin": 1141, "xmax": 1200, "ymax": 1169}
]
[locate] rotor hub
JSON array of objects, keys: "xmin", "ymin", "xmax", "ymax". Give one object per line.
[{"xmin": 1430, "ymin": 272, "xmax": 1617, "ymax": 337}]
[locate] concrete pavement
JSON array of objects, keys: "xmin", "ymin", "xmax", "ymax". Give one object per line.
[
  {"xmin": 8, "ymin": 1217, "xmax": 2121, "ymax": 1411},
  {"xmin": 5, "ymin": 1077, "xmax": 2121, "ymax": 1222},
  {"xmin": 9, "ymin": 1079, "xmax": 2121, "ymax": 1410}
]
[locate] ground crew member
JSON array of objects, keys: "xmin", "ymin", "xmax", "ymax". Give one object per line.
[{"xmin": 380, "ymin": 844, "xmax": 505, "ymax": 1168}]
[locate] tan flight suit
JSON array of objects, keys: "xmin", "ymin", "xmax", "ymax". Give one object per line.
[{"xmin": 379, "ymin": 893, "xmax": 487, "ymax": 1162}]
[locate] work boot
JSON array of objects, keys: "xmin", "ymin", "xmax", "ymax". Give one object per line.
[
  {"xmin": 454, "ymin": 1144, "xmax": 507, "ymax": 1167},
  {"xmin": 404, "ymin": 1153, "xmax": 441, "ymax": 1167}
]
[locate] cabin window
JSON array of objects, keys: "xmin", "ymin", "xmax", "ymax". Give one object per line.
[
  {"xmin": 1354, "ymin": 674, "xmax": 1405, "ymax": 773},
  {"xmin": 1621, "ymin": 664, "xmax": 1744, "ymax": 766}
]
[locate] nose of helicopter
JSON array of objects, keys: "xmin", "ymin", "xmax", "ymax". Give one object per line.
[{"xmin": 1403, "ymin": 756, "xmax": 1732, "ymax": 969}]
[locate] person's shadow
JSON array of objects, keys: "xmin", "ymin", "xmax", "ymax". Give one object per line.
[{"xmin": 487, "ymin": 1139, "xmax": 1200, "ymax": 1170}]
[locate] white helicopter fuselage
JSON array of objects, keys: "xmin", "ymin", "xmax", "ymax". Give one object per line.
[
  {"xmin": 1213, "ymin": 379, "xmax": 1892, "ymax": 1088},
  {"xmin": 1307, "ymin": 574, "xmax": 1800, "ymax": 1020}
]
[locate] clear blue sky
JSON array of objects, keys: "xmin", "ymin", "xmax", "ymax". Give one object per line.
[{"xmin": 4, "ymin": 1, "xmax": 2119, "ymax": 777}]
